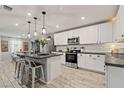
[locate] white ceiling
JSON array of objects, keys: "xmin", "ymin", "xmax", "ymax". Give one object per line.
[{"xmin": 0, "ymin": 5, "xmax": 118, "ymax": 38}]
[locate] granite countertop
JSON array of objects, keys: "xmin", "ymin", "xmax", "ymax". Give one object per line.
[
  {"xmin": 16, "ymin": 53, "xmax": 63, "ymax": 59},
  {"xmin": 105, "ymin": 53, "xmax": 124, "ymax": 67},
  {"xmin": 78, "ymin": 52, "xmax": 107, "ymax": 55},
  {"xmin": 54, "ymin": 51, "xmax": 107, "ymax": 55}
]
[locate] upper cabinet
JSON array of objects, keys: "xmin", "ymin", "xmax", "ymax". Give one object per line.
[
  {"xmin": 54, "ymin": 32, "xmax": 68, "ymax": 45},
  {"xmin": 99, "ymin": 22, "xmax": 113, "ymax": 43},
  {"xmin": 54, "ymin": 22, "xmax": 113, "ymax": 45},
  {"xmin": 84, "ymin": 25, "xmax": 99, "ymax": 44},
  {"xmin": 113, "ymin": 6, "xmax": 124, "ymax": 42}
]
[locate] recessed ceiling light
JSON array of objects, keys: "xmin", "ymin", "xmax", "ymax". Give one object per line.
[
  {"xmin": 81, "ymin": 16, "xmax": 85, "ymax": 20},
  {"xmin": 56, "ymin": 25, "xmax": 59, "ymax": 28},
  {"xmin": 15, "ymin": 23, "xmax": 19, "ymax": 26},
  {"xmin": 27, "ymin": 13, "xmax": 31, "ymax": 16}
]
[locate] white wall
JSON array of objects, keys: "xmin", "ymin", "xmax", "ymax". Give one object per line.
[{"xmin": 0, "ymin": 36, "xmax": 28, "ymax": 62}]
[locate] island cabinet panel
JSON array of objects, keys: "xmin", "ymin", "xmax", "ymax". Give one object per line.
[
  {"xmin": 106, "ymin": 66, "xmax": 124, "ymax": 88},
  {"xmin": 46, "ymin": 56, "xmax": 62, "ymax": 82}
]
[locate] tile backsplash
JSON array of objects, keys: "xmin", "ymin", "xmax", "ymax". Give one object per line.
[{"xmin": 56, "ymin": 43, "xmax": 124, "ymax": 53}]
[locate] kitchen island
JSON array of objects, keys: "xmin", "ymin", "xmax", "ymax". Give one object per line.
[
  {"xmin": 105, "ymin": 53, "xmax": 124, "ymax": 88},
  {"xmin": 17, "ymin": 53, "xmax": 63, "ymax": 83}
]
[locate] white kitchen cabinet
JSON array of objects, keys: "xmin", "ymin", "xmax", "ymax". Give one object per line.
[
  {"xmin": 84, "ymin": 25, "xmax": 99, "ymax": 44},
  {"xmin": 85, "ymin": 54, "xmax": 105, "ymax": 72},
  {"xmin": 54, "ymin": 32, "xmax": 68, "ymax": 45},
  {"xmin": 93, "ymin": 55, "xmax": 105, "ymax": 72},
  {"xmin": 113, "ymin": 6, "xmax": 124, "ymax": 42},
  {"xmin": 85, "ymin": 54, "xmax": 94, "ymax": 70},
  {"xmin": 106, "ymin": 66, "xmax": 124, "ymax": 88},
  {"xmin": 99, "ymin": 22, "xmax": 113, "ymax": 43},
  {"xmin": 79, "ymin": 27, "xmax": 89, "ymax": 44},
  {"xmin": 78, "ymin": 53, "xmax": 86, "ymax": 68},
  {"xmin": 67, "ymin": 29, "xmax": 80, "ymax": 38}
]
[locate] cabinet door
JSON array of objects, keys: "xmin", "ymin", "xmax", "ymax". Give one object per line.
[
  {"xmin": 107, "ymin": 66, "xmax": 124, "ymax": 88},
  {"xmin": 85, "ymin": 54, "xmax": 105, "ymax": 72},
  {"xmin": 99, "ymin": 23, "xmax": 113, "ymax": 43},
  {"xmin": 54, "ymin": 33, "xmax": 61, "ymax": 45},
  {"xmin": 54, "ymin": 32, "xmax": 68, "ymax": 45},
  {"xmin": 119, "ymin": 6, "xmax": 124, "ymax": 39},
  {"xmin": 79, "ymin": 28, "xmax": 88, "ymax": 44},
  {"xmin": 113, "ymin": 6, "xmax": 124, "ymax": 42},
  {"xmin": 85, "ymin": 54, "xmax": 95, "ymax": 70},
  {"xmin": 67, "ymin": 31, "xmax": 74, "ymax": 38},
  {"xmin": 78, "ymin": 54, "xmax": 85, "ymax": 68},
  {"xmin": 93, "ymin": 55, "xmax": 105, "ymax": 72},
  {"xmin": 85, "ymin": 25, "xmax": 99, "ymax": 44}
]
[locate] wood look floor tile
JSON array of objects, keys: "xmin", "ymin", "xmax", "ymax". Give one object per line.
[{"xmin": 0, "ymin": 61, "xmax": 105, "ymax": 88}]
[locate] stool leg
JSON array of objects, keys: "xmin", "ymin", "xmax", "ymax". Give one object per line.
[
  {"xmin": 32, "ymin": 68, "xmax": 35, "ymax": 88},
  {"xmin": 15, "ymin": 62, "xmax": 20, "ymax": 79},
  {"xmin": 40, "ymin": 66, "xmax": 45, "ymax": 82},
  {"xmin": 15, "ymin": 61, "xmax": 17, "ymax": 74},
  {"xmin": 25, "ymin": 66, "xmax": 29, "ymax": 86}
]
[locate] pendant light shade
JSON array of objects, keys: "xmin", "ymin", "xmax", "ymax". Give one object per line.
[
  {"xmin": 42, "ymin": 27, "xmax": 46, "ymax": 34},
  {"xmin": 42, "ymin": 11, "xmax": 47, "ymax": 34},
  {"xmin": 34, "ymin": 17, "xmax": 38, "ymax": 36},
  {"xmin": 27, "ymin": 21, "xmax": 31, "ymax": 38}
]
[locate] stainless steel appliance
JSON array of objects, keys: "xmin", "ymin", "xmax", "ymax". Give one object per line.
[
  {"xmin": 68, "ymin": 37, "xmax": 79, "ymax": 45},
  {"xmin": 66, "ymin": 50, "xmax": 80, "ymax": 68}
]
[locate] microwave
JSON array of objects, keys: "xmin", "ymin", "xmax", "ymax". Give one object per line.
[{"xmin": 68, "ymin": 37, "xmax": 79, "ymax": 45}]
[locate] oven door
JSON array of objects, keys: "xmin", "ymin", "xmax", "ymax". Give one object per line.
[{"xmin": 66, "ymin": 53, "xmax": 77, "ymax": 63}]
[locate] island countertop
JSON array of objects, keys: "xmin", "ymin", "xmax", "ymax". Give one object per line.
[
  {"xmin": 105, "ymin": 53, "xmax": 124, "ymax": 68},
  {"xmin": 16, "ymin": 52, "xmax": 63, "ymax": 59}
]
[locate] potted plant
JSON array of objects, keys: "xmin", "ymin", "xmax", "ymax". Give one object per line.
[{"xmin": 40, "ymin": 39, "xmax": 48, "ymax": 52}]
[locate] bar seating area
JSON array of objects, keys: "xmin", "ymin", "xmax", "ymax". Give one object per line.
[{"xmin": 14, "ymin": 54, "xmax": 45, "ymax": 88}]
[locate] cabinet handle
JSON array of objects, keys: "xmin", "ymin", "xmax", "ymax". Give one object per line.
[
  {"xmin": 97, "ymin": 55, "xmax": 100, "ymax": 57},
  {"xmin": 89, "ymin": 55, "xmax": 92, "ymax": 57}
]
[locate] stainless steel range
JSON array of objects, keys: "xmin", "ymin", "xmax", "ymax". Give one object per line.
[{"xmin": 65, "ymin": 50, "xmax": 80, "ymax": 68}]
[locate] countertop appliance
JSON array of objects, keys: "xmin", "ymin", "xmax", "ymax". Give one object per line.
[
  {"xmin": 66, "ymin": 49, "xmax": 81, "ymax": 68},
  {"xmin": 68, "ymin": 37, "xmax": 79, "ymax": 45}
]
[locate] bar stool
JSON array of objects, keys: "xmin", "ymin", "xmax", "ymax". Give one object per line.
[
  {"xmin": 15, "ymin": 55, "xmax": 25, "ymax": 85},
  {"xmin": 24, "ymin": 57, "xmax": 45, "ymax": 88}
]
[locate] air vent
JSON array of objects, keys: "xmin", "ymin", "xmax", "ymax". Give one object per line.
[
  {"xmin": 0, "ymin": 5, "xmax": 13, "ymax": 11},
  {"xmin": 3, "ymin": 5, "xmax": 12, "ymax": 11}
]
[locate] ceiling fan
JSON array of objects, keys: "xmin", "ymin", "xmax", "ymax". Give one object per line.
[{"xmin": 0, "ymin": 5, "xmax": 13, "ymax": 11}]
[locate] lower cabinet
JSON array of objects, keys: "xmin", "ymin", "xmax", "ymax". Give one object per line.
[
  {"xmin": 78, "ymin": 54, "xmax": 86, "ymax": 68},
  {"xmin": 106, "ymin": 66, "xmax": 124, "ymax": 88},
  {"xmin": 61, "ymin": 53, "xmax": 66, "ymax": 65},
  {"xmin": 78, "ymin": 53, "xmax": 105, "ymax": 72}
]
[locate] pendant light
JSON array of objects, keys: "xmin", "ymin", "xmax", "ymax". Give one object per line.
[
  {"xmin": 34, "ymin": 17, "xmax": 38, "ymax": 36},
  {"xmin": 42, "ymin": 11, "xmax": 47, "ymax": 34},
  {"xmin": 27, "ymin": 21, "xmax": 31, "ymax": 38}
]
